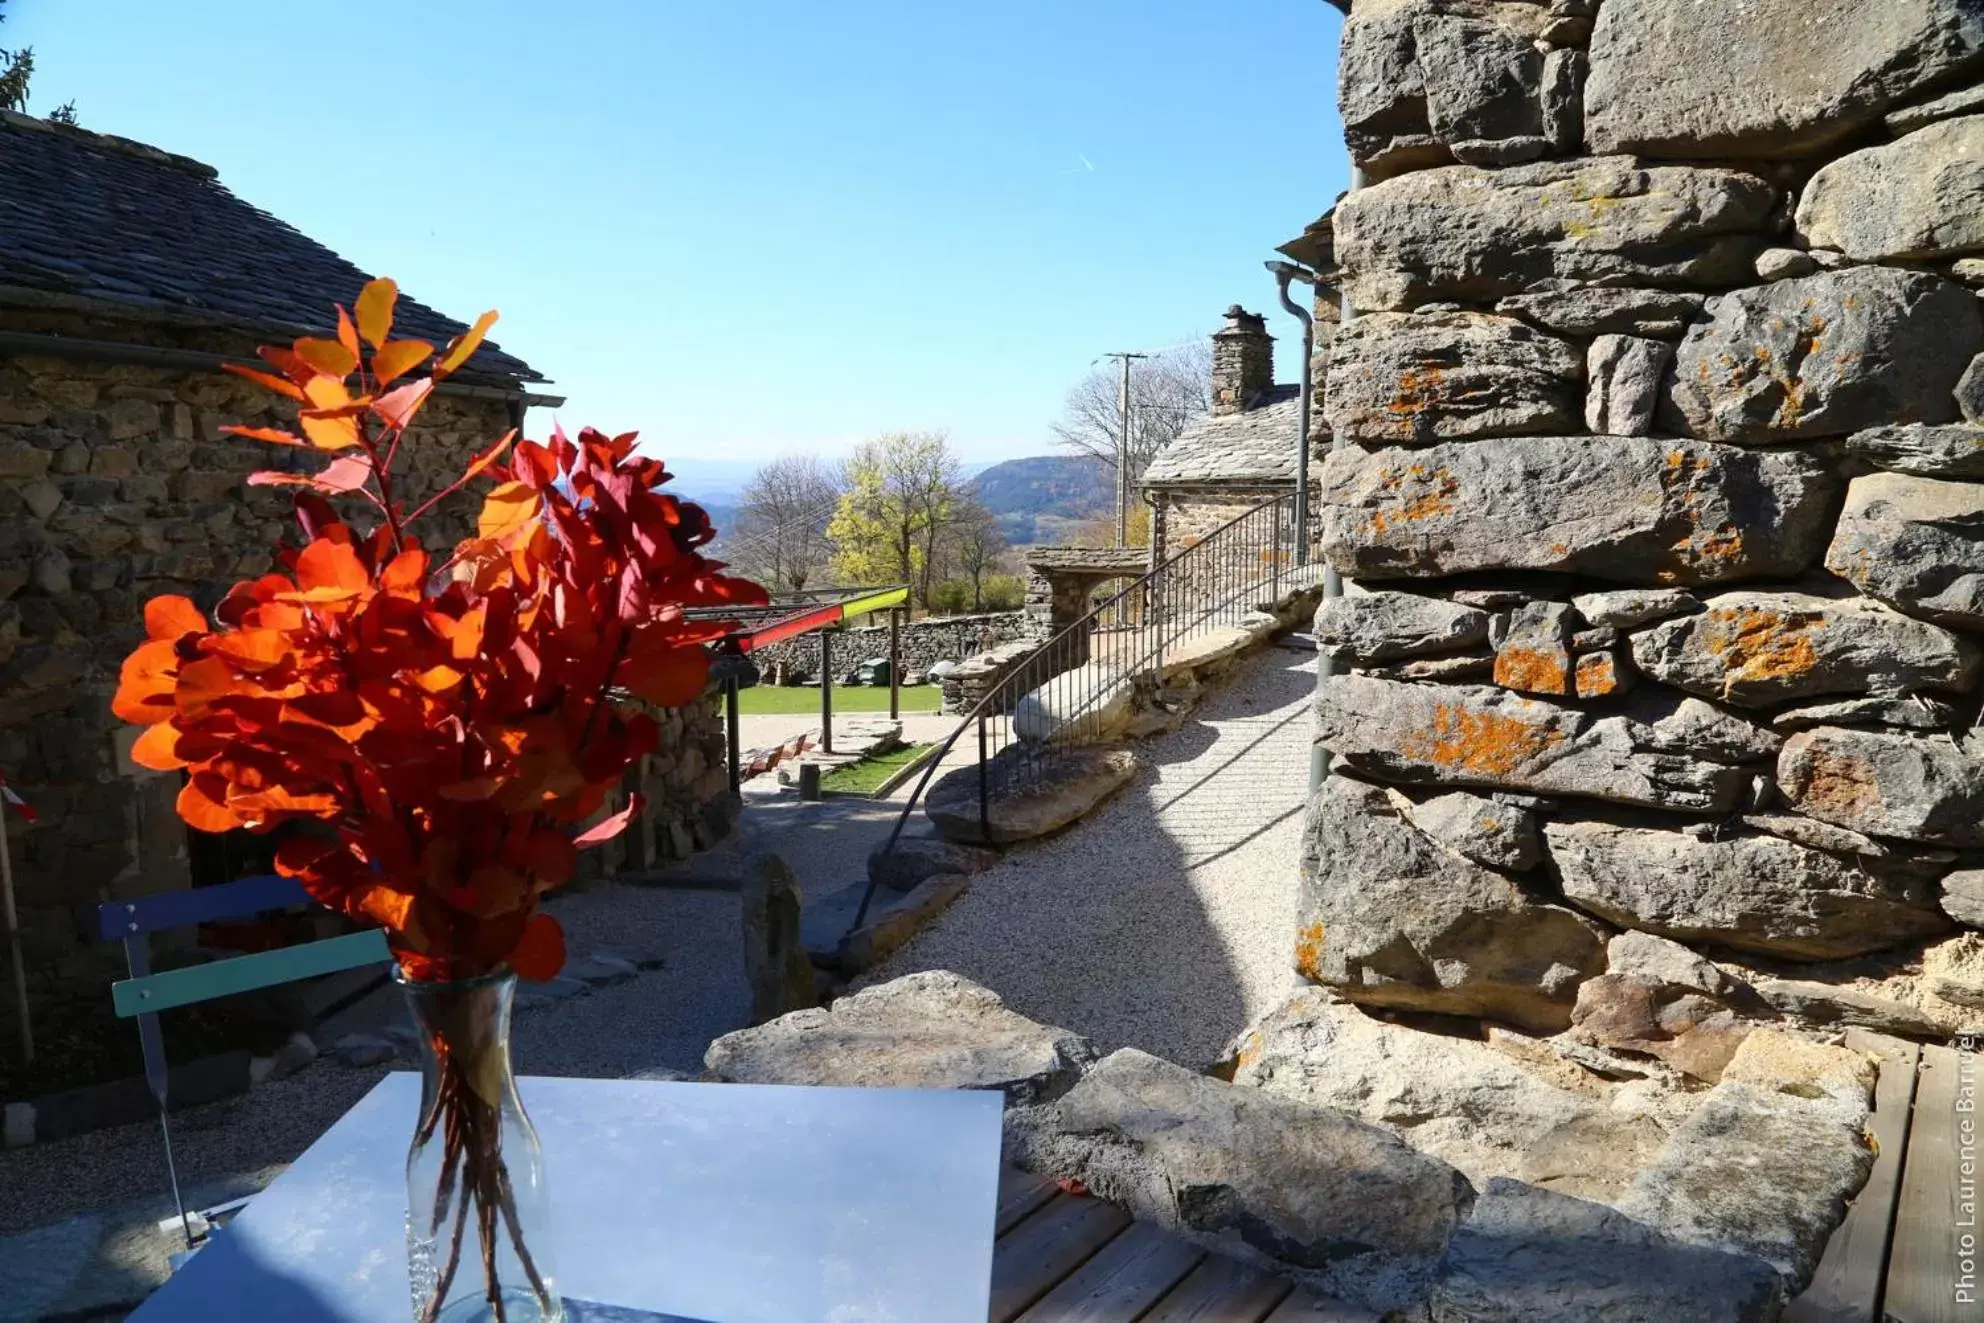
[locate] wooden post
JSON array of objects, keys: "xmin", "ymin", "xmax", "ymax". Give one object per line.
[{"xmin": 888, "ymin": 607, "xmax": 902, "ymax": 721}]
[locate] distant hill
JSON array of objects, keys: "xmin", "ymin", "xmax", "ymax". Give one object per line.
[{"xmin": 970, "ymin": 455, "xmax": 1113, "ymax": 546}]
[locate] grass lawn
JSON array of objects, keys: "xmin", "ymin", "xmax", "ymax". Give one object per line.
[
  {"xmin": 735, "ymin": 683, "xmax": 942, "ymax": 716},
  {"xmin": 820, "ymin": 743, "xmax": 937, "ymax": 795}
]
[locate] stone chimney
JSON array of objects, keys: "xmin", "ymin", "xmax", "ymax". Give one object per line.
[{"xmin": 1210, "ymin": 305, "xmax": 1274, "ymax": 416}]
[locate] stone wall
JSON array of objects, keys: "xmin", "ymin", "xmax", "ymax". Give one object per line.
[
  {"xmin": 746, "ymin": 611, "xmax": 1032, "ymax": 684},
  {"xmin": 1303, "ymin": 0, "xmax": 1984, "ymax": 1038}
]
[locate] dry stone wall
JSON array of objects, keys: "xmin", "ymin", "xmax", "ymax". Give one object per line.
[
  {"xmin": 745, "ymin": 610, "xmax": 1031, "ymax": 684},
  {"xmin": 1306, "ymin": 0, "xmax": 1984, "ymax": 1035}
]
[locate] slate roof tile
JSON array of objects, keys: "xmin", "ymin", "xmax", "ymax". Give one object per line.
[{"xmin": 1142, "ymin": 385, "xmax": 1310, "ymax": 486}]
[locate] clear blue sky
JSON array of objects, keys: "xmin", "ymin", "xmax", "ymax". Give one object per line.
[{"xmin": 14, "ymin": 0, "xmax": 1346, "ymax": 478}]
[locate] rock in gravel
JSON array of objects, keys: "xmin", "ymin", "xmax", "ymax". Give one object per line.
[
  {"xmin": 1571, "ymin": 589, "xmax": 1699, "ymax": 630},
  {"xmin": 1334, "ymin": 159, "xmax": 1775, "ymax": 311},
  {"xmin": 1545, "ymin": 819, "xmax": 1950, "ymax": 961},
  {"xmin": 1842, "ymin": 423, "xmax": 1984, "ymax": 479},
  {"xmin": 835, "ymin": 872, "xmax": 969, "ymax": 974},
  {"xmin": 1618, "ymin": 1078, "xmax": 1876, "ymax": 1290},
  {"xmin": 1496, "ymin": 287, "xmax": 1706, "ymax": 340},
  {"xmin": 1942, "ymin": 869, "xmax": 1984, "ymax": 927},
  {"xmin": 704, "ymin": 970, "xmax": 1095, "ymax": 1106},
  {"xmin": 1227, "ymin": 988, "xmax": 1641, "ymax": 1199},
  {"xmin": 1314, "ymin": 675, "xmax": 1763, "ymax": 813},
  {"xmin": 1338, "ymin": 0, "xmax": 1553, "ymax": 179},
  {"xmin": 1323, "ymin": 312, "xmax": 1582, "ymax": 444},
  {"xmin": 1827, "ymin": 472, "xmax": 1984, "ymax": 629},
  {"xmin": 1014, "ymin": 1046, "xmax": 1470, "ymax": 1312},
  {"xmin": 1397, "ymin": 789, "xmax": 1541, "ymax": 872},
  {"xmin": 1299, "ymin": 775, "xmax": 1606, "ymax": 1034},
  {"xmin": 1797, "ymin": 115, "xmax": 1984, "ymax": 262},
  {"xmin": 329, "ymin": 1033, "xmax": 396, "ymax": 1068},
  {"xmin": 739, "ymin": 854, "xmax": 816, "ymax": 1025},
  {"xmin": 925, "ymin": 746, "xmax": 1137, "ymax": 845},
  {"xmin": 1628, "ymin": 591, "xmax": 1980, "ymax": 708},
  {"xmin": 1428, "ymin": 1178, "xmax": 1786, "ymax": 1323},
  {"xmin": 866, "ymin": 834, "xmax": 1000, "ymax": 894},
  {"xmin": 1584, "ymin": 335, "xmax": 1669, "ymax": 437},
  {"xmin": 1493, "ymin": 601, "xmax": 1575, "ymax": 698},
  {"xmin": 1750, "ymin": 980, "xmax": 1948, "ymax": 1039},
  {"xmin": 1778, "ymin": 726, "xmax": 1984, "ymax": 847},
  {"xmin": 1314, "ymin": 591, "xmax": 1490, "ymax": 665},
  {"xmin": 1315, "ymin": 436, "xmax": 1836, "ymax": 586},
  {"xmin": 1663, "ymin": 268, "xmax": 1983, "ymax": 443},
  {"xmin": 1584, "ymin": 0, "xmax": 1984, "ymax": 158},
  {"xmin": 1923, "ymin": 933, "xmax": 1984, "ymax": 1010}
]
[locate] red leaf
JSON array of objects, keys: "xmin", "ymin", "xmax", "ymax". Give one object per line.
[
  {"xmin": 507, "ymin": 912, "xmax": 566, "ymax": 981},
  {"xmin": 573, "ymin": 794, "xmax": 644, "ymax": 849},
  {"xmin": 372, "ymin": 378, "xmax": 432, "ymax": 431},
  {"xmin": 316, "ymin": 454, "xmax": 374, "ymax": 493}
]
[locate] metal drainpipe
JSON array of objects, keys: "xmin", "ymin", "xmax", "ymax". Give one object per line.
[
  {"xmin": 1308, "ymin": 164, "xmax": 1365, "ymax": 791},
  {"xmin": 1266, "ymin": 262, "xmax": 1315, "ymax": 567}
]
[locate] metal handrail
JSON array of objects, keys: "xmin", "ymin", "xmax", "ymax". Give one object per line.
[{"xmin": 850, "ymin": 491, "xmax": 1308, "ymax": 930}]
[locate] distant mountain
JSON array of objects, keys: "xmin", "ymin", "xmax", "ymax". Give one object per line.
[{"xmin": 970, "ymin": 455, "xmax": 1113, "ymax": 546}]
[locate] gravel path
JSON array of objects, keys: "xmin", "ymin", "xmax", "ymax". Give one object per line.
[{"xmin": 875, "ymin": 642, "xmax": 1317, "ymax": 1069}]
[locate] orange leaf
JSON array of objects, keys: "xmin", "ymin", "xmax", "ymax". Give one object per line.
[
  {"xmin": 293, "ymin": 336, "xmax": 357, "ymax": 379},
  {"xmin": 435, "ymin": 310, "xmax": 498, "ymax": 378},
  {"xmin": 298, "ymin": 412, "xmax": 361, "ymax": 452},
  {"xmin": 617, "ymin": 646, "xmax": 709, "ymax": 708},
  {"xmin": 477, "ymin": 482, "xmax": 540, "ymax": 539},
  {"xmin": 354, "ymin": 278, "xmax": 398, "ymax": 349},
  {"xmin": 372, "ymin": 378, "xmax": 432, "ymax": 431},
  {"xmin": 507, "ymin": 912, "xmax": 566, "ymax": 981},
  {"xmin": 356, "ymin": 883, "xmax": 418, "ymax": 933},
  {"xmin": 459, "ymin": 428, "xmax": 517, "ymax": 487},
  {"xmin": 302, "ymin": 375, "xmax": 354, "ymax": 411},
  {"xmin": 220, "ymin": 364, "xmax": 307, "ymax": 403},
  {"xmin": 247, "ymin": 471, "xmax": 335, "ymax": 492},
  {"xmin": 336, "ymin": 305, "xmax": 362, "ymax": 360},
  {"xmin": 371, "ymin": 339, "xmax": 433, "ymax": 386},
  {"xmin": 113, "ymin": 638, "xmax": 182, "ymax": 724},
  {"xmin": 173, "ymin": 655, "xmax": 239, "ymax": 714},
  {"xmin": 177, "ymin": 776, "xmax": 241, "ymax": 833},
  {"xmin": 296, "ymin": 538, "xmax": 369, "ymax": 595},
  {"xmin": 145, "ymin": 595, "xmax": 206, "ymax": 641},
  {"xmin": 209, "ymin": 628, "xmax": 292, "ymax": 671},
  {"xmin": 381, "ymin": 548, "xmax": 430, "ymax": 594},
  {"xmin": 129, "ymin": 721, "xmax": 187, "ymax": 771},
  {"xmin": 221, "ymin": 424, "xmax": 308, "ymax": 447}
]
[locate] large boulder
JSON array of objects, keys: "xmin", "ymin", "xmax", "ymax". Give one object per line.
[
  {"xmin": 1428, "ymin": 1178, "xmax": 1785, "ymax": 1323},
  {"xmin": 1314, "ymin": 590, "xmax": 1490, "ymax": 665},
  {"xmin": 1334, "ymin": 159, "xmax": 1775, "ymax": 311},
  {"xmin": 1496, "ymin": 288, "xmax": 1706, "ymax": 340},
  {"xmin": 1628, "ymin": 591, "xmax": 1980, "ymax": 708},
  {"xmin": 1843, "ymin": 423, "xmax": 1984, "ymax": 479},
  {"xmin": 1826, "ymin": 473, "xmax": 1984, "ymax": 630},
  {"xmin": 1314, "ymin": 675, "xmax": 1771, "ymax": 813},
  {"xmin": 1796, "ymin": 115, "xmax": 1984, "ymax": 261},
  {"xmin": 1339, "ymin": 0, "xmax": 1556, "ymax": 179},
  {"xmin": 703, "ymin": 970, "xmax": 1095, "ymax": 1106},
  {"xmin": 1298, "ymin": 775, "xmax": 1608, "ymax": 1033},
  {"xmin": 1584, "ymin": 0, "xmax": 1984, "ymax": 158},
  {"xmin": 1227, "ymin": 988, "xmax": 1648, "ymax": 1200},
  {"xmin": 1323, "ymin": 312, "xmax": 1582, "ymax": 445},
  {"xmin": 1663, "ymin": 268, "xmax": 1984, "ymax": 443},
  {"xmin": 1315, "ymin": 436, "xmax": 1836, "ymax": 585},
  {"xmin": 1943, "ymin": 869, "xmax": 1984, "ymax": 927},
  {"xmin": 924, "ymin": 746, "xmax": 1137, "ymax": 845},
  {"xmin": 1778, "ymin": 726, "xmax": 1984, "ymax": 847},
  {"xmin": 1544, "ymin": 820, "xmax": 1951, "ymax": 961},
  {"xmin": 1015, "ymin": 1047, "xmax": 1471, "ymax": 1314}
]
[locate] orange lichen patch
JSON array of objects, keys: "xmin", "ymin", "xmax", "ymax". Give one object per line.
[
  {"xmin": 1700, "ymin": 606, "xmax": 1824, "ymax": 696},
  {"xmin": 1495, "ymin": 645, "xmax": 1572, "ymax": 696},
  {"xmin": 1796, "ymin": 747, "xmax": 1885, "ymax": 822},
  {"xmin": 1369, "ymin": 463, "xmax": 1459, "ymax": 535},
  {"xmin": 1398, "ymin": 702, "xmax": 1565, "ymax": 779},
  {"xmin": 1575, "ymin": 651, "xmax": 1622, "ymax": 698},
  {"xmin": 1383, "ymin": 366, "xmax": 1450, "ymax": 435},
  {"xmin": 1294, "ymin": 922, "xmax": 1327, "ymax": 981}
]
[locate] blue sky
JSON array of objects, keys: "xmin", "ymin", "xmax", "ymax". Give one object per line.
[{"xmin": 13, "ymin": 0, "xmax": 1346, "ymax": 479}]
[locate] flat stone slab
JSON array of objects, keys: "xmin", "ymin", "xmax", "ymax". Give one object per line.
[{"xmin": 926, "ymin": 746, "xmax": 1139, "ymax": 845}]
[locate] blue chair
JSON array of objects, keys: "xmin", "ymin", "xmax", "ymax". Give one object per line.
[{"xmin": 97, "ymin": 876, "xmax": 391, "ymax": 1262}]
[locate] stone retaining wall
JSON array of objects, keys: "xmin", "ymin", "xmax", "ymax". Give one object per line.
[
  {"xmin": 747, "ymin": 610, "xmax": 1032, "ymax": 682},
  {"xmin": 1302, "ymin": 0, "xmax": 1984, "ymax": 1039}
]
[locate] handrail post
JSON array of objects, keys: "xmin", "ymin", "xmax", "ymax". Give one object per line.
[
  {"xmin": 977, "ymin": 715, "xmax": 991, "ymax": 845},
  {"xmin": 819, "ymin": 628, "xmax": 834, "ymax": 755}
]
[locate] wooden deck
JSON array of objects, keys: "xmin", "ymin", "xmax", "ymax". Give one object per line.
[
  {"xmin": 1788, "ymin": 1031, "xmax": 1978, "ymax": 1323},
  {"xmin": 994, "ymin": 1030, "xmax": 1977, "ymax": 1323}
]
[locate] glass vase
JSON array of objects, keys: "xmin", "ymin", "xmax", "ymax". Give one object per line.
[{"xmin": 399, "ymin": 968, "xmax": 563, "ymax": 1323}]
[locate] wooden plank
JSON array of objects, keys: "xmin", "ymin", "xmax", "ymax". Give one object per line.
[
  {"xmin": 1016, "ymin": 1222, "xmax": 1204, "ymax": 1322},
  {"xmin": 1260, "ymin": 1288, "xmax": 1381, "ymax": 1322},
  {"xmin": 1786, "ymin": 1031, "xmax": 1922, "ymax": 1323},
  {"xmin": 1136, "ymin": 1252, "xmax": 1292, "ymax": 1323},
  {"xmin": 97, "ymin": 874, "xmax": 309, "ymax": 940},
  {"xmin": 988, "ymin": 1193, "xmax": 1133, "ymax": 1323},
  {"xmin": 1883, "ymin": 1043, "xmax": 1976, "ymax": 1323},
  {"xmin": 111, "ymin": 929, "xmax": 391, "ymax": 1017},
  {"xmin": 997, "ymin": 1167, "xmax": 1059, "ymax": 1236}
]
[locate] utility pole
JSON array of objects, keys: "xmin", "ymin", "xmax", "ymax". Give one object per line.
[{"xmin": 1105, "ymin": 352, "xmax": 1148, "ymax": 546}]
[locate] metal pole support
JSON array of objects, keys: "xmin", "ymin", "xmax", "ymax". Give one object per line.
[
  {"xmin": 888, "ymin": 607, "xmax": 901, "ymax": 722},
  {"xmin": 819, "ymin": 629, "xmax": 834, "ymax": 755},
  {"xmin": 725, "ymin": 677, "xmax": 741, "ymax": 796},
  {"xmin": 976, "ymin": 715, "xmax": 991, "ymax": 845}
]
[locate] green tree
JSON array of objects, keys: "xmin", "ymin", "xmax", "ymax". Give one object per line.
[
  {"xmin": 827, "ymin": 431, "xmax": 963, "ymax": 610},
  {"xmin": 0, "ymin": 1, "xmax": 74, "ymax": 122}
]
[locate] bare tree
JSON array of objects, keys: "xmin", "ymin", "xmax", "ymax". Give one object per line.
[
  {"xmin": 949, "ymin": 497, "xmax": 1009, "ymax": 611},
  {"xmin": 1050, "ymin": 339, "xmax": 1212, "ymax": 489},
  {"xmin": 730, "ymin": 454, "xmax": 841, "ymax": 594}
]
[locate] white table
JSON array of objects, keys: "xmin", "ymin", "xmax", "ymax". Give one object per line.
[{"xmin": 127, "ymin": 1074, "xmax": 1005, "ymax": 1323}]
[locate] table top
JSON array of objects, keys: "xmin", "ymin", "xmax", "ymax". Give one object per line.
[{"xmin": 127, "ymin": 1073, "xmax": 1006, "ymax": 1323}]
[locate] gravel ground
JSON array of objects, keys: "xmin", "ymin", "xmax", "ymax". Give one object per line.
[{"xmin": 874, "ymin": 643, "xmax": 1317, "ymax": 1069}]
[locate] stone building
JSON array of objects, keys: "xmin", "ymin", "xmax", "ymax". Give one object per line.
[{"xmin": 0, "ymin": 111, "xmax": 724, "ymax": 1020}]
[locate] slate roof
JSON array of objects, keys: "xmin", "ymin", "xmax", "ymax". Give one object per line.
[
  {"xmin": 0, "ymin": 111, "xmax": 543, "ymax": 383},
  {"xmin": 1141, "ymin": 385, "xmax": 1306, "ymax": 486}
]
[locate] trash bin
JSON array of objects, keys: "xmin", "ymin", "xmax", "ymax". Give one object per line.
[{"xmin": 856, "ymin": 657, "xmax": 891, "ymax": 687}]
